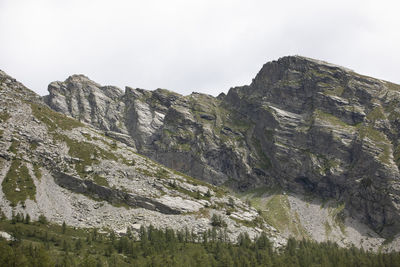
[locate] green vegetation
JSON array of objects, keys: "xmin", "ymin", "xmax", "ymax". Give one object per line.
[
  {"xmin": 239, "ymin": 188, "xmax": 308, "ymax": 239},
  {"xmin": 7, "ymin": 139, "xmax": 20, "ymax": 154},
  {"xmin": 276, "ymin": 79, "xmax": 302, "ymax": 88},
  {"xmin": 263, "ymin": 195, "xmax": 294, "ymax": 234},
  {"xmin": 2, "ymin": 159, "xmax": 36, "ymax": 206},
  {"xmin": 168, "ymin": 168, "xmax": 227, "ymax": 198},
  {"xmin": 0, "ymin": 111, "xmax": 11, "ymax": 122},
  {"xmin": 329, "ymin": 203, "xmax": 346, "ymax": 235},
  {"xmin": 210, "ymin": 214, "xmax": 227, "ymax": 227},
  {"xmin": 165, "ymin": 179, "xmax": 212, "ymax": 201},
  {"xmin": 385, "ymin": 81, "xmax": 400, "ymax": 91},
  {"xmin": 82, "ymin": 132, "xmax": 93, "ymax": 141},
  {"xmin": 0, "ymin": 219, "xmax": 399, "ymax": 267},
  {"xmin": 172, "ymin": 142, "xmax": 192, "ymax": 152},
  {"xmin": 306, "ymin": 68, "xmax": 333, "ymax": 79},
  {"xmin": 29, "ymin": 102, "xmax": 124, "ymax": 186},
  {"xmin": 383, "ymin": 98, "xmax": 400, "ymax": 122},
  {"xmin": 367, "ymin": 107, "xmax": 386, "ymax": 121},
  {"xmin": 0, "ymin": 129, "xmax": 3, "ymax": 138},
  {"xmin": 324, "ymin": 221, "xmax": 333, "ymax": 237},
  {"xmin": 358, "ymin": 126, "xmax": 391, "ymax": 165},
  {"xmin": 135, "ymin": 167, "xmax": 155, "ymax": 177},
  {"xmin": 314, "ymin": 110, "xmax": 352, "ymax": 129},
  {"xmin": 323, "ymin": 85, "xmax": 344, "ymax": 97},
  {"xmin": 53, "ymin": 133, "xmax": 118, "ymax": 185},
  {"xmin": 311, "ymin": 153, "xmax": 340, "ymax": 175},
  {"xmin": 29, "ymin": 141, "xmax": 38, "ymax": 151},
  {"xmin": 92, "ymin": 174, "xmax": 108, "ymax": 187},
  {"xmin": 33, "ymin": 163, "xmax": 42, "ymax": 180},
  {"xmin": 393, "ymin": 145, "xmax": 400, "ymax": 168},
  {"xmin": 30, "ymin": 103, "xmax": 83, "ymax": 131}
]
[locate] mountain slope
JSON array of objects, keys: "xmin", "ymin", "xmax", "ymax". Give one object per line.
[
  {"xmin": 2, "ymin": 55, "xmax": 400, "ymax": 251},
  {"xmin": 44, "ymin": 56, "xmax": 400, "ymax": 242},
  {"xmin": 0, "ymin": 70, "xmax": 282, "ymax": 246}
]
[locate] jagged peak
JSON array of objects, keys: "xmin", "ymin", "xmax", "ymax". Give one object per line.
[
  {"xmin": 47, "ymin": 74, "xmax": 123, "ymax": 100},
  {"xmin": 64, "ymin": 74, "xmax": 101, "ymax": 86},
  {"xmin": 283, "ymin": 55, "xmax": 354, "ymax": 72},
  {"xmin": 250, "ymin": 55, "xmax": 367, "ymax": 88}
]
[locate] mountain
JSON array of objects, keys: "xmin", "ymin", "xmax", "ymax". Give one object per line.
[
  {"xmin": 0, "ymin": 69, "xmax": 282, "ymax": 246},
  {"xmin": 1, "ymin": 56, "xmax": 400, "ymax": 252}
]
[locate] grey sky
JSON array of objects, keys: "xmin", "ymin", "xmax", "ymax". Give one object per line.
[{"xmin": 0, "ymin": 0, "xmax": 399, "ymax": 96}]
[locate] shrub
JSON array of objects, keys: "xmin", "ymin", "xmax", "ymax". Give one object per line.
[
  {"xmin": 38, "ymin": 214, "xmax": 48, "ymax": 225},
  {"xmin": 211, "ymin": 214, "xmax": 227, "ymax": 227}
]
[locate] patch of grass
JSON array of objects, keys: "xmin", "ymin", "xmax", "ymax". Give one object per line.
[
  {"xmin": 246, "ymin": 193, "xmax": 308, "ymax": 239},
  {"xmin": 136, "ymin": 167, "xmax": 155, "ymax": 177},
  {"xmin": 358, "ymin": 126, "xmax": 391, "ymax": 165},
  {"xmin": 385, "ymin": 81, "xmax": 400, "ymax": 91},
  {"xmin": 30, "ymin": 103, "xmax": 83, "ymax": 131},
  {"xmin": 314, "ymin": 109, "xmax": 352, "ymax": 128},
  {"xmin": 329, "ymin": 203, "xmax": 346, "ymax": 235},
  {"xmin": 238, "ymin": 186, "xmax": 269, "ymax": 199},
  {"xmin": 2, "ymin": 159, "xmax": 36, "ymax": 206},
  {"xmin": 173, "ymin": 143, "xmax": 192, "ymax": 152},
  {"xmin": 393, "ymin": 145, "xmax": 400, "ymax": 168},
  {"xmin": 29, "ymin": 141, "xmax": 38, "ymax": 151},
  {"xmin": 263, "ymin": 195, "xmax": 291, "ymax": 230},
  {"xmin": 165, "ymin": 181, "xmax": 210, "ymax": 201},
  {"xmin": 324, "ymin": 221, "xmax": 332, "ymax": 237},
  {"xmin": 322, "ymin": 85, "xmax": 344, "ymax": 97},
  {"xmin": 229, "ymin": 118, "xmax": 253, "ymax": 132},
  {"xmin": 33, "ymin": 164, "xmax": 42, "ymax": 180},
  {"xmin": 367, "ymin": 107, "xmax": 385, "ymax": 121},
  {"xmin": 0, "ymin": 111, "xmax": 11, "ymax": 122},
  {"xmin": 169, "ymin": 168, "xmax": 226, "ymax": 197},
  {"xmin": 82, "ymin": 133, "xmax": 93, "ymax": 141},
  {"xmin": 311, "ymin": 153, "xmax": 340, "ymax": 175},
  {"xmin": 92, "ymin": 174, "xmax": 109, "ymax": 187},
  {"xmin": 53, "ymin": 134, "xmax": 117, "ymax": 184},
  {"xmin": 193, "ymin": 208, "xmax": 210, "ymax": 219},
  {"xmin": 231, "ymin": 216, "xmax": 264, "ymax": 228},
  {"xmin": 276, "ymin": 79, "xmax": 302, "ymax": 88},
  {"xmin": 134, "ymin": 155, "xmax": 226, "ymax": 198},
  {"xmin": 358, "ymin": 125, "xmax": 387, "ymax": 143},
  {"xmin": 154, "ymin": 168, "xmax": 170, "ymax": 179},
  {"xmin": 7, "ymin": 139, "xmax": 20, "ymax": 154}
]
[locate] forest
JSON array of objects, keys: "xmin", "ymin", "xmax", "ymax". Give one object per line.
[{"xmin": 0, "ymin": 213, "xmax": 399, "ymax": 267}]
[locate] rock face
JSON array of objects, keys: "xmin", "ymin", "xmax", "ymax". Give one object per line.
[
  {"xmin": 44, "ymin": 56, "xmax": 400, "ymax": 240},
  {"xmin": 0, "ymin": 70, "xmax": 280, "ymax": 245},
  {"xmin": 224, "ymin": 56, "xmax": 400, "ymax": 237},
  {"xmin": 44, "ymin": 75, "xmax": 127, "ymax": 135}
]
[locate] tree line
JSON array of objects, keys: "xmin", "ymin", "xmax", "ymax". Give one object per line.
[{"xmin": 0, "ymin": 215, "xmax": 399, "ymax": 266}]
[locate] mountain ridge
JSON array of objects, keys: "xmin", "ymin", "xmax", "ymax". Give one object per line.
[
  {"xmin": 1, "ymin": 56, "xmax": 400, "ymax": 251},
  {"xmin": 43, "ymin": 56, "xmax": 400, "ymax": 238}
]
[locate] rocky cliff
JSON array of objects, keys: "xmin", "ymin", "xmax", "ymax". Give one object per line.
[
  {"xmin": 0, "ymin": 70, "xmax": 280, "ymax": 245},
  {"xmin": 44, "ymin": 56, "xmax": 400, "ymax": 241},
  {"xmin": 2, "ymin": 55, "xmax": 400, "ymax": 251}
]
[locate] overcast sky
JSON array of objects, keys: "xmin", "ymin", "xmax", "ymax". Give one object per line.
[{"xmin": 0, "ymin": 0, "xmax": 399, "ymax": 96}]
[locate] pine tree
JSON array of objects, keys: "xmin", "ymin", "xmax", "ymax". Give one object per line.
[
  {"xmin": 62, "ymin": 221, "xmax": 67, "ymax": 234},
  {"xmin": 24, "ymin": 213, "xmax": 30, "ymax": 224}
]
